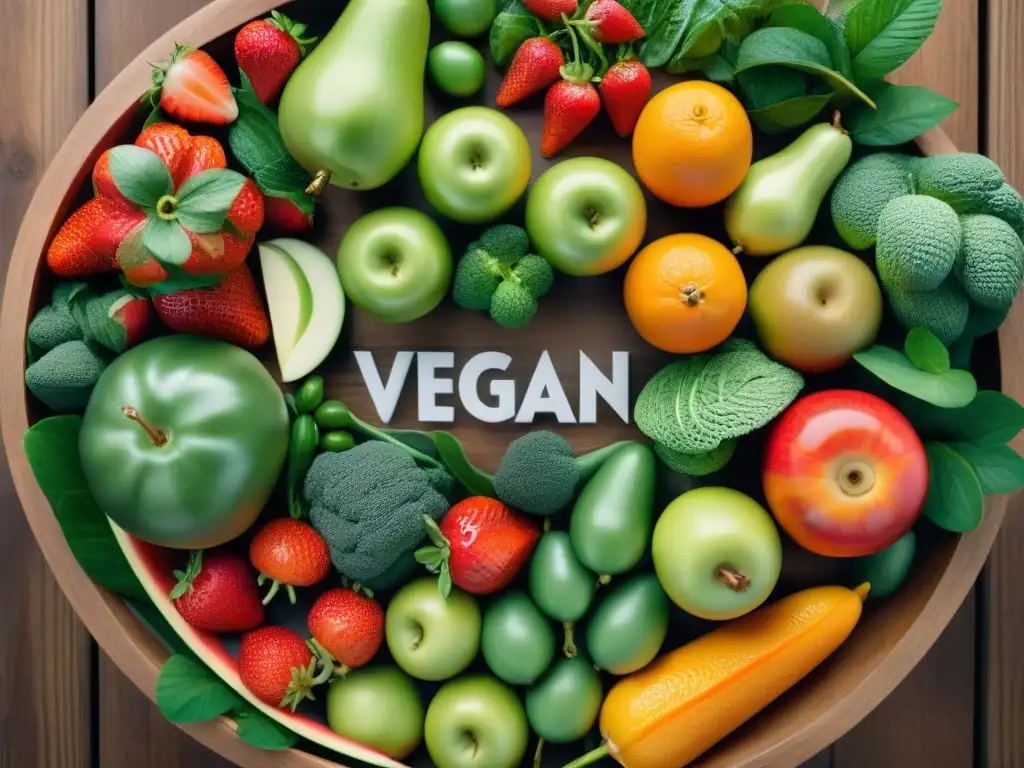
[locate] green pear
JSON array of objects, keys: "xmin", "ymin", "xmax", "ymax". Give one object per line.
[
  {"xmin": 724, "ymin": 118, "xmax": 853, "ymax": 258},
  {"xmin": 278, "ymin": 0, "xmax": 431, "ymax": 193}
]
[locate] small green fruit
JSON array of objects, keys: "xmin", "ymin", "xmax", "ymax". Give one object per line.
[{"xmin": 429, "ymin": 42, "xmax": 486, "ymax": 97}]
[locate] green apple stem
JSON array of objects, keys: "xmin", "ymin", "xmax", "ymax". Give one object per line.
[
  {"xmin": 534, "ymin": 739, "xmax": 545, "ymax": 768},
  {"xmin": 563, "ymin": 622, "xmax": 578, "ymax": 658},
  {"xmin": 716, "ymin": 566, "xmax": 752, "ymax": 592},
  {"xmin": 121, "ymin": 406, "xmax": 168, "ymax": 447},
  {"xmin": 561, "ymin": 743, "xmax": 610, "ymax": 768},
  {"xmin": 598, "ymin": 574, "xmax": 612, "ymax": 586},
  {"xmin": 306, "ymin": 169, "xmax": 331, "ymax": 196}
]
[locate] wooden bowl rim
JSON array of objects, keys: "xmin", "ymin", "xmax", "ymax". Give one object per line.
[{"xmin": 0, "ymin": 0, "xmax": 1014, "ymax": 765}]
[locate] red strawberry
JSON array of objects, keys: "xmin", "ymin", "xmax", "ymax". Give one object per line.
[
  {"xmin": 496, "ymin": 38, "xmax": 565, "ymax": 108},
  {"xmin": 524, "ymin": 0, "xmax": 578, "ymax": 22},
  {"xmin": 249, "ymin": 518, "xmax": 331, "ymax": 605},
  {"xmin": 135, "ymin": 122, "xmax": 199, "ymax": 188},
  {"xmin": 542, "ymin": 79, "xmax": 602, "ymax": 158},
  {"xmin": 417, "ymin": 497, "xmax": 541, "ymax": 596},
  {"xmin": 186, "ymin": 135, "xmax": 229, "ymax": 177},
  {"xmin": 235, "ymin": 11, "xmax": 317, "ymax": 105},
  {"xmin": 307, "ymin": 588, "xmax": 384, "ymax": 674},
  {"xmin": 599, "ymin": 59, "xmax": 653, "ymax": 137},
  {"xmin": 264, "ymin": 195, "xmax": 313, "ymax": 234},
  {"xmin": 169, "ymin": 549, "xmax": 264, "ymax": 633},
  {"xmin": 152, "ymin": 263, "xmax": 270, "ymax": 348},
  {"xmin": 239, "ymin": 626, "xmax": 332, "ymax": 711},
  {"xmin": 585, "ymin": 0, "xmax": 645, "ymax": 44},
  {"xmin": 46, "ymin": 198, "xmax": 146, "ymax": 276},
  {"xmin": 147, "ymin": 45, "xmax": 239, "ymax": 125}
]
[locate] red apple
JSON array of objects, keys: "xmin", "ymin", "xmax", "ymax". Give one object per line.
[{"xmin": 762, "ymin": 390, "xmax": 929, "ymax": 558}]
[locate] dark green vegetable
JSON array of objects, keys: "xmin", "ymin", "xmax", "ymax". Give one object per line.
[
  {"xmin": 314, "ymin": 399, "xmax": 443, "ymax": 470},
  {"xmin": 529, "ymin": 531, "xmax": 597, "ymax": 658},
  {"xmin": 525, "ymin": 656, "xmax": 603, "ymax": 745},
  {"xmin": 315, "ymin": 399, "xmax": 352, "ymax": 429},
  {"xmin": 287, "ymin": 415, "xmax": 320, "ymax": 518},
  {"xmin": 585, "ymin": 573, "xmax": 669, "ymax": 675},
  {"xmin": 295, "ymin": 376, "xmax": 325, "ymax": 413},
  {"xmin": 481, "ymin": 591, "xmax": 556, "ymax": 685},
  {"xmin": 320, "ymin": 430, "xmax": 355, "ymax": 453},
  {"xmin": 434, "ymin": 431, "xmax": 494, "ymax": 497},
  {"xmin": 850, "ymin": 531, "xmax": 916, "ymax": 599},
  {"xmin": 25, "ymin": 340, "xmax": 108, "ymax": 413}
]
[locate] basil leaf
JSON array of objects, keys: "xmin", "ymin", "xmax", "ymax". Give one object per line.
[
  {"xmin": 23, "ymin": 416, "xmax": 148, "ymax": 601},
  {"xmin": 845, "ymin": 0, "xmax": 941, "ymax": 80},
  {"xmin": 156, "ymin": 654, "xmax": 243, "ymax": 724},
  {"xmin": 735, "ymin": 27, "xmax": 876, "ymax": 108},
  {"xmin": 846, "ymin": 82, "xmax": 958, "ymax": 146},
  {"xmin": 748, "ymin": 93, "xmax": 833, "ymax": 134},
  {"xmin": 853, "ymin": 345, "xmax": 977, "ymax": 408},
  {"xmin": 947, "ymin": 443, "xmax": 1024, "ymax": 495},
  {"xmin": 434, "ymin": 431, "xmax": 496, "ymax": 497},
  {"xmin": 769, "ymin": 4, "xmax": 852, "ymax": 76},
  {"xmin": 489, "ymin": 11, "xmax": 541, "ymax": 67},
  {"xmin": 904, "ymin": 327, "xmax": 950, "ymax": 374},
  {"xmin": 899, "ymin": 390, "xmax": 1024, "ymax": 446},
  {"xmin": 142, "ymin": 218, "xmax": 191, "ymax": 266},
  {"xmin": 922, "ymin": 442, "xmax": 985, "ymax": 532},
  {"xmin": 107, "ymin": 146, "xmax": 174, "ymax": 210},
  {"xmin": 697, "ymin": 53, "xmax": 738, "ymax": 83},
  {"xmin": 384, "ymin": 428, "xmax": 441, "ymax": 459},
  {"xmin": 176, "ymin": 169, "xmax": 247, "ymax": 234},
  {"xmin": 738, "ymin": 66, "xmax": 810, "ymax": 108},
  {"xmin": 233, "ymin": 706, "xmax": 299, "ymax": 750}
]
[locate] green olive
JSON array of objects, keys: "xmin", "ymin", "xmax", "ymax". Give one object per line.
[
  {"xmin": 295, "ymin": 375, "xmax": 325, "ymax": 413},
  {"xmin": 320, "ymin": 430, "xmax": 356, "ymax": 453},
  {"xmin": 434, "ymin": 0, "xmax": 497, "ymax": 38},
  {"xmin": 314, "ymin": 399, "xmax": 353, "ymax": 430}
]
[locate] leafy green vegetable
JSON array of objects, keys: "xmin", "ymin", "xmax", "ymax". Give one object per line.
[
  {"xmin": 853, "ymin": 345, "xmax": 977, "ymax": 408},
  {"xmin": 825, "ymin": 0, "xmax": 865, "ymax": 19},
  {"xmin": 904, "ymin": 327, "xmax": 950, "ymax": 374},
  {"xmin": 846, "ymin": 82, "xmax": 958, "ymax": 146},
  {"xmin": 922, "ymin": 441, "xmax": 985, "ymax": 532},
  {"xmin": 434, "ymin": 431, "xmax": 495, "ymax": 497},
  {"xmin": 738, "ymin": 66, "xmax": 810, "ymax": 108},
  {"xmin": 898, "ymin": 390, "xmax": 1024, "ymax": 447},
  {"xmin": 844, "ymin": 0, "xmax": 942, "ymax": 81},
  {"xmin": 156, "ymin": 654, "xmax": 243, "ymax": 724},
  {"xmin": 947, "ymin": 443, "xmax": 1024, "ymax": 495},
  {"xmin": 490, "ymin": 10, "xmax": 540, "ymax": 66},
  {"xmin": 768, "ymin": 4, "xmax": 852, "ymax": 76},
  {"xmin": 748, "ymin": 93, "xmax": 832, "ymax": 133},
  {"xmin": 23, "ymin": 416, "xmax": 147, "ymax": 601},
  {"xmin": 234, "ymin": 706, "xmax": 300, "ymax": 750},
  {"xmin": 384, "ymin": 428, "xmax": 441, "ymax": 459}
]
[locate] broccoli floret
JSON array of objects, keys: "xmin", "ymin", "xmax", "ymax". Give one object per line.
[
  {"xmin": 25, "ymin": 340, "xmax": 108, "ymax": 413},
  {"xmin": 954, "ymin": 214, "xmax": 1024, "ymax": 311},
  {"xmin": 452, "ymin": 224, "xmax": 555, "ymax": 329},
  {"xmin": 492, "ymin": 431, "xmax": 627, "ymax": 516},
  {"xmin": 876, "ymin": 195, "xmax": 960, "ymax": 291},
  {"xmin": 915, "ymin": 153, "xmax": 1005, "ymax": 213},
  {"xmin": 304, "ymin": 441, "xmax": 451, "ymax": 582},
  {"xmin": 28, "ymin": 304, "xmax": 83, "ymax": 352}
]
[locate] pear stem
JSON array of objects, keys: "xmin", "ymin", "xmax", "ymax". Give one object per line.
[
  {"xmin": 832, "ymin": 110, "xmax": 848, "ymax": 134},
  {"xmin": 306, "ymin": 169, "xmax": 331, "ymax": 196},
  {"xmin": 716, "ymin": 566, "xmax": 751, "ymax": 592},
  {"xmin": 121, "ymin": 406, "xmax": 168, "ymax": 447}
]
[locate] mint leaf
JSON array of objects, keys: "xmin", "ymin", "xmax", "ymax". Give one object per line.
[
  {"xmin": 948, "ymin": 443, "xmax": 1024, "ymax": 495},
  {"xmin": 899, "ymin": 391, "xmax": 1024, "ymax": 446},
  {"xmin": 234, "ymin": 706, "xmax": 299, "ymax": 750},
  {"xmin": 853, "ymin": 345, "xmax": 977, "ymax": 408},
  {"xmin": 845, "ymin": 0, "xmax": 941, "ymax": 80},
  {"xmin": 108, "ymin": 145, "xmax": 173, "ymax": 210},
  {"xmin": 846, "ymin": 82, "xmax": 958, "ymax": 146},
  {"xmin": 748, "ymin": 93, "xmax": 833, "ymax": 134},
  {"xmin": 176, "ymin": 169, "xmax": 247, "ymax": 234},
  {"xmin": 156, "ymin": 655, "xmax": 242, "ymax": 724},
  {"xmin": 904, "ymin": 327, "xmax": 950, "ymax": 374},
  {"xmin": 735, "ymin": 27, "xmax": 876, "ymax": 108},
  {"xmin": 433, "ymin": 431, "xmax": 495, "ymax": 497},
  {"xmin": 922, "ymin": 442, "xmax": 985, "ymax": 532},
  {"xmin": 142, "ymin": 218, "xmax": 191, "ymax": 266},
  {"xmin": 489, "ymin": 11, "xmax": 541, "ymax": 67},
  {"xmin": 769, "ymin": 4, "xmax": 852, "ymax": 76}
]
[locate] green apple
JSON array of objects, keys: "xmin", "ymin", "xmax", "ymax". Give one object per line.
[
  {"xmin": 525, "ymin": 156, "xmax": 648, "ymax": 276},
  {"xmin": 418, "ymin": 107, "xmax": 532, "ymax": 224},
  {"xmin": 259, "ymin": 239, "xmax": 345, "ymax": 383},
  {"xmin": 652, "ymin": 487, "xmax": 783, "ymax": 621},
  {"xmin": 326, "ymin": 666, "xmax": 425, "ymax": 759},
  {"xmin": 386, "ymin": 577, "xmax": 482, "ymax": 681},
  {"xmin": 337, "ymin": 207, "xmax": 453, "ymax": 323},
  {"xmin": 424, "ymin": 675, "xmax": 529, "ymax": 768},
  {"xmin": 749, "ymin": 245, "xmax": 883, "ymax": 373}
]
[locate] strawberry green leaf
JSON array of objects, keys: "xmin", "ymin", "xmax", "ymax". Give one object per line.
[
  {"xmin": 176, "ymin": 169, "xmax": 247, "ymax": 234},
  {"xmin": 157, "ymin": 654, "xmax": 243, "ymax": 723},
  {"xmin": 233, "ymin": 705, "xmax": 300, "ymax": 750},
  {"xmin": 168, "ymin": 550, "xmax": 204, "ymax": 601},
  {"xmin": 142, "ymin": 218, "xmax": 192, "ymax": 266},
  {"xmin": 108, "ymin": 145, "xmax": 174, "ymax": 210},
  {"xmin": 116, "ymin": 221, "xmax": 153, "ymax": 270}
]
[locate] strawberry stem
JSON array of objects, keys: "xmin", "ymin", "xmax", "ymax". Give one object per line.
[{"xmin": 563, "ymin": 13, "xmax": 583, "ymax": 66}]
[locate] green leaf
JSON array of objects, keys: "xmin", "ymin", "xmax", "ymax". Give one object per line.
[
  {"xmin": 23, "ymin": 416, "xmax": 147, "ymax": 601},
  {"xmin": 233, "ymin": 706, "xmax": 299, "ymax": 750},
  {"xmin": 142, "ymin": 106, "xmax": 167, "ymax": 130},
  {"xmin": 156, "ymin": 654, "xmax": 243, "ymax": 724},
  {"xmin": 825, "ymin": 0, "xmax": 865, "ymax": 19},
  {"xmin": 947, "ymin": 443, "xmax": 1024, "ymax": 495},
  {"xmin": 768, "ymin": 3, "xmax": 852, "ymax": 76},
  {"xmin": 748, "ymin": 93, "xmax": 833, "ymax": 133},
  {"xmin": 898, "ymin": 390, "xmax": 1024, "ymax": 447},
  {"xmin": 844, "ymin": 0, "xmax": 941, "ymax": 80},
  {"xmin": 922, "ymin": 441, "xmax": 985, "ymax": 532},
  {"xmin": 638, "ymin": 0, "xmax": 695, "ymax": 67},
  {"xmin": 853, "ymin": 345, "xmax": 977, "ymax": 408},
  {"xmin": 176, "ymin": 169, "xmax": 248, "ymax": 234},
  {"xmin": 141, "ymin": 218, "xmax": 191, "ymax": 266},
  {"xmin": 107, "ymin": 145, "xmax": 174, "ymax": 210},
  {"xmin": 904, "ymin": 327, "xmax": 950, "ymax": 374},
  {"xmin": 383, "ymin": 428, "xmax": 440, "ymax": 459},
  {"xmin": 694, "ymin": 53, "xmax": 737, "ymax": 82},
  {"xmin": 738, "ymin": 66, "xmax": 810, "ymax": 109},
  {"xmin": 846, "ymin": 82, "xmax": 957, "ymax": 146},
  {"xmin": 433, "ymin": 431, "xmax": 495, "ymax": 497},
  {"xmin": 489, "ymin": 11, "xmax": 540, "ymax": 67},
  {"xmin": 735, "ymin": 27, "xmax": 876, "ymax": 108}
]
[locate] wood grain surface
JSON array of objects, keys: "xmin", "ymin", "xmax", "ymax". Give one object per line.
[{"xmin": 0, "ymin": 0, "xmax": 1018, "ymax": 767}]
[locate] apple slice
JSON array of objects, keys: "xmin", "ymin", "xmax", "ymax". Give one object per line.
[{"xmin": 259, "ymin": 239, "xmax": 345, "ymax": 383}]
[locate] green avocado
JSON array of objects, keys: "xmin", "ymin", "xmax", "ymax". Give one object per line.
[
  {"xmin": 525, "ymin": 656, "xmax": 603, "ymax": 744},
  {"xmin": 585, "ymin": 573, "xmax": 669, "ymax": 676},
  {"xmin": 481, "ymin": 591, "xmax": 556, "ymax": 685},
  {"xmin": 278, "ymin": 0, "xmax": 430, "ymax": 192}
]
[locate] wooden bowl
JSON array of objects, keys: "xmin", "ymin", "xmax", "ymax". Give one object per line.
[{"xmin": 1, "ymin": 1, "xmax": 1018, "ymax": 766}]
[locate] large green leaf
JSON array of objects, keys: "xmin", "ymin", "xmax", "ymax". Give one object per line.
[
  {"xmin": 434, "ymin": 431, "xmax": 495, "ymax": 497},
  {"xmin": 234, "ymin": 706, "xmax": 300, "ymax": 750},
  {"xmin": 844, "ymin": 0, "xmax": 942, "ymax": 80},
  {"xmin": 898, "ymin": 390, "xmax": 1024, "ymax": 446},
  {"xmin": 904, "ymin": 327, "xmax": 950, "ymax": 374},
  {"xmin": 947, "ymin": 443, "xmax": 1024, "ymax": 495},
  {"xmin": 922, "ymin": 442, "xmax": 985, "ymax": 532},
  {"xmin": 853, "ymin": 345, "xmax": 977, "ymax": 408},
  {"xmin": 156, "ymin": 654, "xmax": 243, "ymax": 724},
  {"xmin": 846, "ymin": 82, "xmax": 958, "ymax": 146},
  {"xmin": 748, "ymin": 93, "xmax": 833, "ymax": 134},
  {"xmin": 768, "ymin": 4, "xmax": 852, "ymax": 76}
]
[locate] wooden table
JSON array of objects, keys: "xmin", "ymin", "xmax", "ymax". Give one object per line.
[{"xmin": 1, "ymin": 1, "xmax": 1021, "ymax": 766}]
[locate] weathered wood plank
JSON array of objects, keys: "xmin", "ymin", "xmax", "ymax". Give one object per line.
[{"xmin": 0, "ymin": 0, "xmax": 92, "ymax": 766}]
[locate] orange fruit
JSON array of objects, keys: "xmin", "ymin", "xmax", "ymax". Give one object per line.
[
  {"xmin": 624, "ymin": 233, "xmax": 747, "ymax": 354},
  {"xmin": 632, "ymin": 82, "xmax": 753, "ymax": 209}
]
